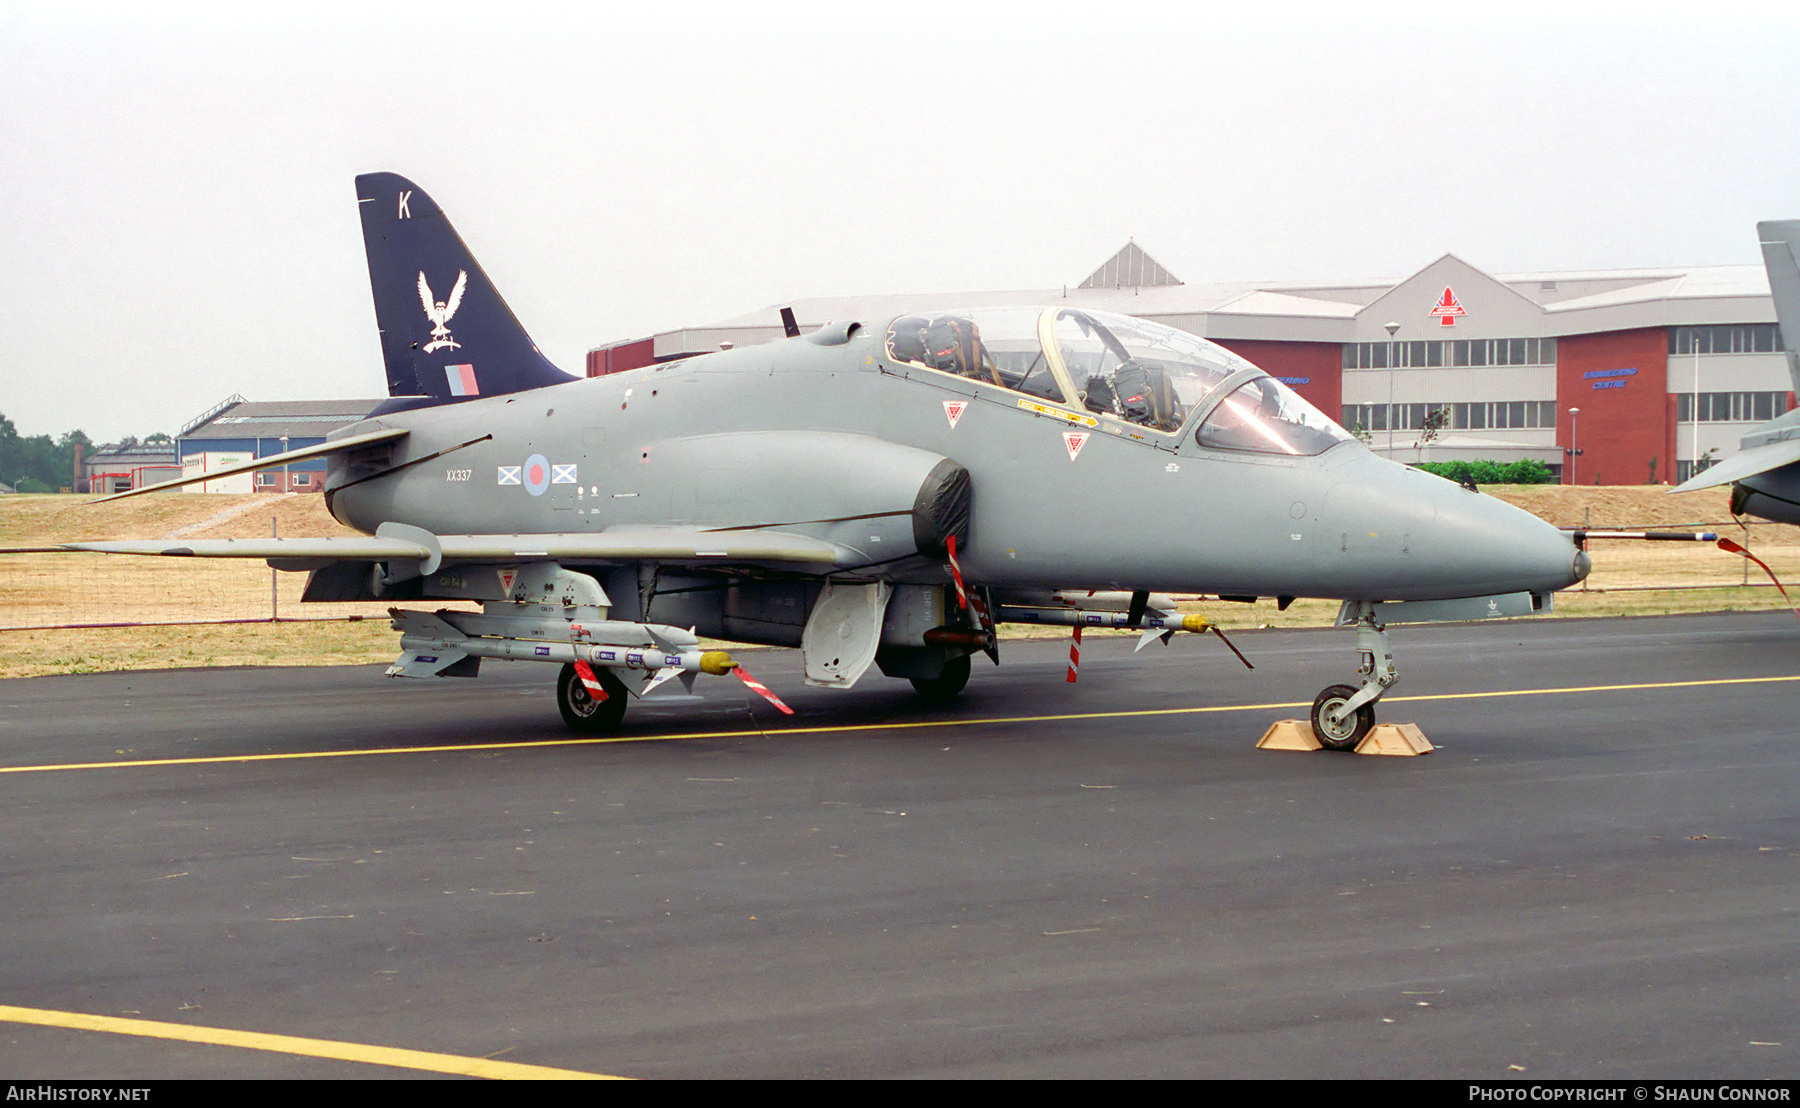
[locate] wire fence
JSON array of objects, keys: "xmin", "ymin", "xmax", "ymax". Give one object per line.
[
  {"xmin": 1, "ymin": 501, "xmax": 423, "ymax": 632},
  {"xmin": 0, "ymin": 552, "xmax": 398, "ymax": 631}
]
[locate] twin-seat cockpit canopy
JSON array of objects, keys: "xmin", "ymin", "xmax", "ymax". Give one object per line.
[{"xmin": 883, "ymin": 307, "xmax": 1351, "ymax": 456}]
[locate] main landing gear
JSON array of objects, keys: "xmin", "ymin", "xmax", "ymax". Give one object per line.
[
  {"xmin": 557, "ymin": 662, "xmax": 628, "ymax": 733},
  {"xmin": 1309, "ymin": 604, "xmax": 1397, "ymax": 751},
  {"xmin": 909, "ymin": 652, "xmax": 972, "ymax": 702}
]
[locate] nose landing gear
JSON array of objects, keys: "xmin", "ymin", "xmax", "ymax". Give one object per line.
[
  {"xmin": 1310, "ymin": 603, "xmax": 1397, "ymax": 751},
  {"xmin": 1310, "ymin": 685, "xmax": 1374, "ymax": 750}
]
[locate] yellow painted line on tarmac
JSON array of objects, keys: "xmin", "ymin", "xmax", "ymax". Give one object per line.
[
  {"xmin": 1383, "ymin": 673, "xmax": 1800, "ymax": 704},
  {"xmin": 4, "ymin": 673, "xmax": 1798, "ymax": 777},
  {"xmin": 0, "ymin": 1003, "xmax": 622, "ymax": 1079}
]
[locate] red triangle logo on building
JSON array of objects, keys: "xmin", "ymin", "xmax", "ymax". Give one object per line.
[{"xmin": 1430, "ymin": 286, "xmax": 1467, "ymax": 327}]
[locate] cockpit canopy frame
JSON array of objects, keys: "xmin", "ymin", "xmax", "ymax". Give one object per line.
[{"xmin": 882, "ymin": 306, "xmax": 1351, "ymax": 457}]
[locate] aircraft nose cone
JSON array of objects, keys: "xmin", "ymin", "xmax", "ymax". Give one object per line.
[
  {"xmin": 1322, "ymin": 456, "xmax": 1587, "ymax": 600},
  {"xmin": 1421, "ymin": 480, "xmax": 1588, "ymax": 597}
]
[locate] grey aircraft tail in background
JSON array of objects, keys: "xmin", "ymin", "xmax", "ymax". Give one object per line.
[
  {"xmin": 1671, "ymin": 220, "xmax": 1800, "ymax": 522},
  {"xmin": 63, "ymin": 174, "xmax": 1590, "ymax": 748}
]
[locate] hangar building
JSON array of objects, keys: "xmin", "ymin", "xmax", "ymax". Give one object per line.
[
  {"xmin": 84, "ymin": 441, "xmax": 180, "ymax": 495},
  {"xmin": 175, "ymin": 396, "xmax": 384, "ymax": 493},
  {"xmin": 587, "ymin": 243, "xmax": 1789, "ymax": 486}
]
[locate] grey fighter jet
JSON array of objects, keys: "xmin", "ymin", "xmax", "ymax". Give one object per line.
[
  {"xmin": 1671, "ymin": 220, "xmax": 1800, "ymax": 523},
  {"xmin": 70, "ymin": 174, "xmax": 1590, "ymax": 748}
]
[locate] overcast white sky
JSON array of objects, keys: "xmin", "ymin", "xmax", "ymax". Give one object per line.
[{"xmin": 4, "ymin": 1, "xmax": 1797, "ymax": 443}]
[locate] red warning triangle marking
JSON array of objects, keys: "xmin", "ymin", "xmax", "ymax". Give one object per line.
[
  {"xmin": 1064, "ymin": 431, "xmax": 1089, "ymax": 461},
  {"xmin": 498, "ymin": 568, "xmax": 517, "ymax": 594},
  {"xmin": 1430, "ymin": 286, "xmax": 1466, "ymax": 327},
  {"xmin": 943, "ymin": 400, "xmax": 966, "ymax": 429}
]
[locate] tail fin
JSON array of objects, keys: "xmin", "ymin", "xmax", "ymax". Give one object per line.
[
  {"xmin": 356, "ymin": 172, "xmax": 577, "ymax": 404},
  {"xmin": 1758, "ymin": 219, "xmax": 1800, "ymax": 396}
]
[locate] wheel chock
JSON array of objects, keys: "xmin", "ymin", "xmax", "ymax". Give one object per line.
[
  {"xmin": 1353, "ymin": 722, "xmax": 1433, "ymax": 756},
  {"xmin": 1256, "ymin": 720, "xmax": 1322, "ymax": 751},
  {"xmin": 1256, "ymin": 720, "xmax": 1434, "ymax": 755}
]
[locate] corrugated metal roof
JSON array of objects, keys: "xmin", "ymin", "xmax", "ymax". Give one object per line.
[
  {"xmin": 180, "ymin": 399, "xmax": 386, "ymax": 441},
  {"xmin": 1207, "ymin": 289, "xmax": 1363, "ymax": 319},
  {"xmin": 87, "ymin": 442, "xmax": 178, "ymax": 463},
  {"xmin": 613, "ymin": 249, "xmax": 1776, "ymax": 360},
  {"xmin": 1078, "ymin": 241, "xmax": 1182, "ymax": 289},
  {"xmin": 735, "ymin": 265, "xmax": 1767, "ymax": 329}
]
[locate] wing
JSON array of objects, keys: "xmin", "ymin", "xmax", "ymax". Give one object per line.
[
  {"xmin": 85, "ymin": 426, "xmax": 409, "ymax": 502},
  {"xmin": 61, "ymin": 525, "xmax": 859, "ymax": 574},
  {"xmin": 1670, "ymin": 427, "xmax": 1800, "ymax": 493}
]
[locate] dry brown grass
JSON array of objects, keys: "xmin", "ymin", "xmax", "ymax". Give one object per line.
[
  {"xmin": 0, "ymin": 493, "xmax": 402, "ymax": 631},
  {"xmin": 1492, "ymin": 484, "xmax": 1800, "ymax": 596},
  {"xmin": 2, "ymin": 485, "xmax": 1796, "ymax": 678},
  {"xmin": 0, "ymin": 493, "xmax": 419, "ymax": 676},
  {"xmin": 0, "ymin": 490, "xmax": 340, "ymax": 544}
]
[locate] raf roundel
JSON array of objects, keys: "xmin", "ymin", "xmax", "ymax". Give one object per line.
[{"xmin": 523, "ymin": 453, "xmax": 551, "ymax": 496}]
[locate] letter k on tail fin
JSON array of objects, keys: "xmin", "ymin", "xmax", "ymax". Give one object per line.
[{"xmin": 357, "ymin": 172, "xmax": 577, "ymax": 405}]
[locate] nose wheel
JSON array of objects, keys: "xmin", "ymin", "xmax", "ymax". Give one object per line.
[
  {"xmin": 1310, "ymin": 685, "xmax": 1374, "ymax": 751},
  {"xmin": 1310, "ymin": 604, "xmax": 1397, "ymax": 751}
]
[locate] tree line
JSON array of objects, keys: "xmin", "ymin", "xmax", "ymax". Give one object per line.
[{"xmin": 0, "ymin": 413, "xmax": 93, "ymax": 492}]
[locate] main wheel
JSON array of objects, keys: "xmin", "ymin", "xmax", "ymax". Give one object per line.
[
  {"xmin": 557, "ymin": 662, "xmax": 628, "ymax": 733},
  {"xmin": 909, "ymin": 653, "xmax": 971, "ymax": 702},
  {"xmin": 1310, "ymin": 683, "xmax": 1374, "ymax": 752}
]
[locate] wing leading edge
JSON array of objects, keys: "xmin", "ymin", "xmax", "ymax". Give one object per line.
[
  {"xmin": 61, "ymin": 526, "xmax": 859, "ymax": 572},
  {"xmin": 90, "ymin": 426, "xmax": 411, "ymax": 503},
  {"xmin": 1670, "ymin": 422, "xmax": 1800, "ymax": 493}
]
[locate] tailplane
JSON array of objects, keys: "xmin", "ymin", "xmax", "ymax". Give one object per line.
[{"xmin": 356, "ymin": 172, "xmax": 577, "ymax": 404}]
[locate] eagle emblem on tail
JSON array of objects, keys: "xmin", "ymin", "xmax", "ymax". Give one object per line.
[{"xmin": 418, "ymin": 270, "xmax": 468, "ymax": 353}]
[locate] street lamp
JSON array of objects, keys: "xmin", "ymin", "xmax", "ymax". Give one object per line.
[
  {"xmin": 1690, "ymin": 330, "xmax": 1702, "ymax": 483},
  {"xmin": 1384, "ymin": 321, "xmax": 1400, "ymax": 459},
  {"xmin": 1566, "ymin": 407, "xmax": 1581, "ymax": 485}
]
